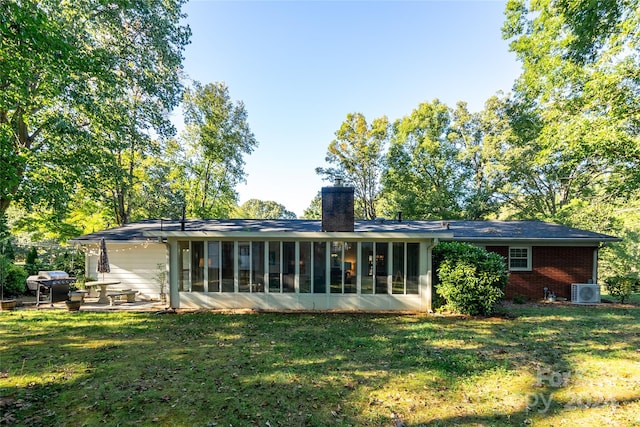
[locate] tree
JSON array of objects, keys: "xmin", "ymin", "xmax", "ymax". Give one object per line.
[
  {"xmin": 0, "ymin": 0, "xmax": 190, "ymax": 220},
  {"xmin": 501, "ymin": 0, "xmax": 640, "ymax": 220},
  {"xmin": 181, "ymin": 82, "xmax": 258, "ymax": 218},
  {"xmin": 382, "ymin": 99, "xmax": 465, "ymax": 219},
  {"xmin": 235, "ymin": 199, "xmax": 296, "ymax": 219},
  {"xmin": 449, "ymin": 97, "xmax": 511, "ymax": 219},
  {"xmin": 0, "ymin": 213, "xmax": 14, "ymax": 262},
  {"xmin": 316, "ymin": 113, "xmax": 389, "ymax": 220},
  {"xmin": 301, "ymin": 192, "xmax": 322, "ymax": 220},
  {"xmin": 136, "ymin": 139, "xmax": 189, "ymax": 220}
]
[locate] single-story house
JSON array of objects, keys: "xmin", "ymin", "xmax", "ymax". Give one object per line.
[{"xmin": 70, "ymin": 184, "xmax": 619, "ymax": 311}]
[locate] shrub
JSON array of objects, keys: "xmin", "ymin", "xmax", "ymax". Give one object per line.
[
  {"xmin": 604, "ymin": 275, "xmax": 638, "ymax": 304},
  {"xmin": 433, "ymin": 242, "xmax": 508, "ymax": 316},
  {"xmin": 512, "ymin": 293, "xmax": 527, "ymax": 304},
  {"xmin": 24, "ymin": 246, "xmax": 42, "ymax": 276},
  {"xmin": 0, "ymin": 255, "xmax": 27, "ymax": 298},
  {"xmin": 51, "ymin": 249, "xmax": 85, "ymax": 278}
]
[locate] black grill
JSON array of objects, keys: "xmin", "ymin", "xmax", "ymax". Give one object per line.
[{"xmin": 26, "ymin": 271, "xmax": 77, "ymax": 306}]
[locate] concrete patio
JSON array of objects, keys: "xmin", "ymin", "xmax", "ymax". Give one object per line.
[{"xmin": 11, "ymin": 295, "xmax": 168, "ymax": 312}]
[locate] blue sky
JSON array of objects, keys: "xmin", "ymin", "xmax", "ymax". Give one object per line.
[{"xmin": 180, "ymin": 0, "xmax": 521, "ymax": 217}]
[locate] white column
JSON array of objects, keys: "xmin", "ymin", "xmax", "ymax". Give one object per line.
[
  {"xmin": 169, "ymin": 239, "xmax": 180, "ymax": 309},
  {"xmin": 421, "ymin": 239, "xmax": 437, "ymax": 313}
]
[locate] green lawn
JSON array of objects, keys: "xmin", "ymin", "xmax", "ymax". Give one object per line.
[{"xmin": 1, "ymin": 302, "xmax": 639, "ymax": 426}]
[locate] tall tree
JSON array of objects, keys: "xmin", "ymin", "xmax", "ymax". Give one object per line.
[
  {"xmin": 449, "ymin": 97, "xmax": 511, "ymax": 219},
  {"xmin": 0, "ymin": 0, "xmax": 190, "ymax": 219},
  {"xmin": 382, "ymin": 99, "xmax": 465, "ymax": 219},
  {"xmin": 316, "ymin": 113, "xmax": 389, "ymax": 220},
  {"xmin": 181, "ymin": 82, "xmax": 258, "ymax": 218},
  {"xmin": 135, "ymin": 139, "xmax": 188, "ymax": 220},
  {"xmin": 501, "ymin": 0, "xmax": 640, "ymax": 219}
]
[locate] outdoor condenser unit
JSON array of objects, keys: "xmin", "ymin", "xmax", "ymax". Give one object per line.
[{"xmin": 571, "ymin": 283, "xmax": 601, "ymax": 304}]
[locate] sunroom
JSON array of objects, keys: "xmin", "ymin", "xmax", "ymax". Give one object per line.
[
  {"xmin": 150, "ymin": 227, "xmax": 451, "ymax": 312},
  {"xmin": 143, "ymin": 184, "xmax": 452, "ymax": 312}
]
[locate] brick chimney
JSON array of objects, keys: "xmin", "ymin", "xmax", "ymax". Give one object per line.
[{"xmin": 321, "ymin": 179, "xmax": 354, "ymax": 232}]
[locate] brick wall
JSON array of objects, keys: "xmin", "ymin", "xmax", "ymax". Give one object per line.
[
  {"xmin": 321, "ymin": 186, "xmax": 354, "ymax": 232},
  {"xmin": 486, "ymin": 246, "xmax": 595, "ymax": 301}
]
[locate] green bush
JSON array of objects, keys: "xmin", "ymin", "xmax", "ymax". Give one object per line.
[
  {"xmin": 512, "ymin": 293, "xmax": 527, "ymax": 304},
  {"xmin": 604, "ymin": 275, "xmax": 638, "ymax": 304},
  {"xmin": 0, "ymin": 256, "xmax": 27, "ymax": 298},
  {"xmin": 24, "ymin": 246, "xmax": 42, "ymax": 276},
  {"xmin": 433, "ymin": 242, "xmax": 508, "ymax": 316},
  {"xmin": 51, "ymin": 249, "xmax": 85, "ymax": 278}
]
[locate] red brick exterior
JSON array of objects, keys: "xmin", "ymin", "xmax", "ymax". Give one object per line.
[{"xmin": 485, "ymin": 246, "xmax": 596, "ymax": 301}]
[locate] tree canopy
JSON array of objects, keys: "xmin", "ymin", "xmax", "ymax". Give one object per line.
[
  {"xmin": 181, "ymin": 81, "xmax": 258, "ymax": 218},
  {"xmin": 501, "ymin": 0, "xmax": 640, "ymax": 219},
  {"xmin": 316, "ymin": 113, "xmax": 389, "ymax": 220},
  {"xmin": 235, "ymin": 199, "xmax": 296, "ymax": 219},
  {"xmin": 0, "ymin": 0, "xmax": 191, "ymax": 219}
]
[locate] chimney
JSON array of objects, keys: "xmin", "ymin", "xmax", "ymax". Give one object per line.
[
  {"xmin": 180, "ymin": 205, "xmax": 186, "ymax": 231},
  {"xmin": 321, "ymin": 179, "xmax": 354, "ymax": 232}
]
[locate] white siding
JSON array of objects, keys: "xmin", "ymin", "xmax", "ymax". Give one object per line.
[{"xmin": 86, "ymin": 242, "xmax": 167, "ymax": 301}]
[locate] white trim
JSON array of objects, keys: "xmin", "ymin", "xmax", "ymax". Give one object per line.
[{"xmin": 509, "ymin": 246, "xmax": 531, "ymax": 271}]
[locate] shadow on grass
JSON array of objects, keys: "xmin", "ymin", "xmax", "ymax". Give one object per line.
[
  {"xmin": 408, "ymin": 395, "xmax": 640, "ymax": 427},
  {"xmin": 1, "ymin": 303, "xmax": 639, "ymax": 426}
]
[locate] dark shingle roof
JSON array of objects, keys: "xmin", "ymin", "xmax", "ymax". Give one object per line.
[{"xmin": 69, "ymin": 219, "xmax": 619, "ymax": 244}]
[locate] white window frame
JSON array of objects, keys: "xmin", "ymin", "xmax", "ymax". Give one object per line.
[{"xmin": 509, "ymin": 246, "xmax": 531, "ymax": 271}]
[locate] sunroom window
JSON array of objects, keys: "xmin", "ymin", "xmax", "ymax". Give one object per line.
[{"xmin": 177, "ymin": 240, "xmax": 424, "ymax": 295}]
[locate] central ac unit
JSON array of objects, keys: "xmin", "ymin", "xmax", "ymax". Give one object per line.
[{"xmin": 571, "ymin": 284, "xmax": 601, "ymax": 304}]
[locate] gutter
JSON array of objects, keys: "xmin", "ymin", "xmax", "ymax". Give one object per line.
[
  {"xmin": 440, "ymin": 237, "xmax": 621, "ymax": 245},
  {"xmin": 143, "ymin": 230, "xmax": 455, "ymax": 241}
]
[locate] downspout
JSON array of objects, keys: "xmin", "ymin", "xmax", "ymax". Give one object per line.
[{"xmin": 593, "ymin": 245, "xmax": 600, "ymax": 284}]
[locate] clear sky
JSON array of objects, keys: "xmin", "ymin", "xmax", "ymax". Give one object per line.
[{"xmin": 179, "ymin": 0, "xmax": 522, "ymax": 217}]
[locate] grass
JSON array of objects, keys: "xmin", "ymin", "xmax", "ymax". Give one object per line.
[{"xmin": 1, "ymin": 301, "xmax": 639, "ymax": 426}]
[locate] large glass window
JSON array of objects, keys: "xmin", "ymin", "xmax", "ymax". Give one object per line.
[
  {"xmin": 221, "ymin": 241, "xmax": 235, "ymax": 292},
  {"xmin": 361, "ymin": 242, "xmax": 374, "ymax": 294},
  {"xmin": 313, "ymin": 242, "xmax": 327, "ymax": 293},
  {"xmin": 330, "ymin": 242, "xmax": 344, "ymax": 293},
  {"xmin": 406, "ymin": 243, "xmax": 420, "ymax": 294},
  {"xmin": 238, "ymin": 241, "xmax": 250, "ymax": 292},
  {"xmin": 344, "ymin": 242, "xmax": 357, "ymax": 293},
  {"xmin": 375, "ymin": 243, "xmax": 389, "ymax": 294},
  {"xmin": 392, "ymin": 242, "xmax": 405, "ymax": 294},
  {"xmin": 299, "ymin": 242, "xmax": 311, "ymax": 293},
  {"xmin": 178, "ymin": 241, "xmax": 190, "ymax": 291},
  {"xmin": 207, "ymin": 241, "xmax": 220, "ymax": 292},
  {"xmin": 283, "ymin": 242, "xmax": 295, "ymax": 292},
  {"xmin": 191, "ymin": 241, "xmax": 205, "ymax": 292},
  {"xmin": 268, "ymin": 241, "xmax": 281, "ymax": 292},
  {"xmin": 252, "ymin": 242, "xmax": 265, "ymax": 292}
]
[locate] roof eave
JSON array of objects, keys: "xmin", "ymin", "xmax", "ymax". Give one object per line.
[
  {"xmin": 442, "ymin": 237, "xmax": 621, "ymax": 245},
  {"xmin": 144, "ymin": 230, "xmax": 454, "ymax": 240}
]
